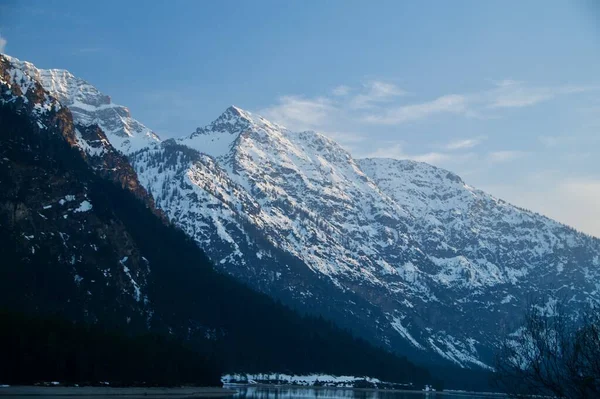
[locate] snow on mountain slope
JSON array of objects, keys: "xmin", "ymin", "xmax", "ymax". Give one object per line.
[
  {"xmin": 162, "ymin": 106, "xmax": 424, "ymax": 285},
  {"xmin": 129, "ymin": 106, "xmax": 600, "ymax": 369},
  {"xmin": 358, "ymin": 158, "xmax": 598, "ymax": 288},
  {"xmin": 9, "ymin": 54, "xmax": 600, "ymax": 369},
  {"xmin": 3, "ymin": 54, "xmax": 160, "ymax": 154},
  {"xmin": 221, "ymin": 373, "xmax": 412, "ymax": 389}
]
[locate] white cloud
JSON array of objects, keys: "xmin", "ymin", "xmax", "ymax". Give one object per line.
[
  {"xmin": 350, "ymin": 80, "xmax": 406, "ymax": 109},
  {"xmin": 493, "ymin": 79, "xmax": 521, "ymax": 87},
  {"xmin": 260, "ymin": 78, "xmax": 600, "ymax": 133},
  {"xmin": 363, "ymin": 143, "xmax": 474, "ymax": 166},
  {"xmin": 446, "ymin": 137, "xmax": 485, "ymax": 151},
  {"xmin": 363, "ymin": 143, "xmax": 407, "ymax": 159},
  {"xmin": 332, "ymin": 85, "xmax": 351, "ymax": 96},
  {"xmin": 260, "ymin": 95, "xmax": 335, "ymax": 131},
  {"xmin": 259, "ymin": 80, "xmax": 408, "ymax": 130},
  {"xmin": 356, "ymin": 80, "xmax": 599, "ymax": 126},
  {"xmin": 488, "ymin": 87, "xmax": 553, "ymax": 108},
  {"xmin": 0, "ymin": 35, "xmax": 6, "ymax": 53},
  {"xmin": 362, "ymin": 94, "xmax": 467, "ymax": 125},
  {"xmin": 486, "ymin": 80, "xmax": 599, "ymax": 109},
  {"xmin": 411, "ymin": 152, "xmax": 454, "ymax": 164},
  {"xmin": 260, "ymin": 78, "xmax": 600, "ymax": 134}
]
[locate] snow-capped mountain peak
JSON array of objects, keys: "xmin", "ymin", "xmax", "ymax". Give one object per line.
[
  {"xmin": 189, "ymin": 105, "xmax": 284, "ymax": 137},
  {"xmin": 190, "ymin": 105, "xmax": 253, "ymax": 137},
  {"xmin": 180, "ymin": 105, "xmax": 288, "ymax": 159},
  {"xmin": 9, "ymin": 54, "xmax": 600, "ymax": 370},
  {"xmin": 2, "ymin": 54, "xmax": 160, "ymax": 155},
  {"xmin": 136, "ymin": 108, "xmax": 600, "ymax": 369}
]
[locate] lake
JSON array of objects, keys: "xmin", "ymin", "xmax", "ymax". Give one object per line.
[{"xmin": 227, "ymin": 386, "xmax": 500, "ymax": 399}]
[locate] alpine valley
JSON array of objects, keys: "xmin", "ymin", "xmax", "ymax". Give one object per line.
[{"xmin": 2, "ymin": 53, "xmax": 600, "ymax": 378}]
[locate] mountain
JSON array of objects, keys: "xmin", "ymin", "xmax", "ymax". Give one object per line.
[
  {"xmin": 130, "ymin": 106, "xmax": 600, "ymax": 369},
  {"xmin": 6, "ymin": 55, "xmax": 160, "ymax": 155},
  {"xmin": 0, "ymin": 53, "xmax": 436, "ymax": 386},
  {"xmin": 8, "ymin": 54, "xmax": 600, "ymax": 371}
]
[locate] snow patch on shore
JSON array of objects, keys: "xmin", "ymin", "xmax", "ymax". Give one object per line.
[{"xmin": 221, "ymin": 373, "xmax": 413, "ymax": 388}]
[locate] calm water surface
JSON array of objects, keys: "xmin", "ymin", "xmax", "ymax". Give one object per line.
[{"xmin": 228, "ymin": 386, "xmax": 496, "ymax": 399}]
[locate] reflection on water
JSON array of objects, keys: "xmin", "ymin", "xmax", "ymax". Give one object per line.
[{"xmin": 228, "ymin": 386, "xmax": 489, "ymax": 399}]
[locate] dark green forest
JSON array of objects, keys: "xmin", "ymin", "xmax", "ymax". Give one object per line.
[
  {"xmin": 0, "ymin": 311, "xmax": 221, "ymax": 386},
  {"xmin": 0, "ymin": 102, "xmax": 438, "ymax": 387}
]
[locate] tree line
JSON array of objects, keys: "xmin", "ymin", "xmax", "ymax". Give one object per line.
[
  {"xmin": 0, "ymin": 310, "xmax": 221, "ymax": 386},
  {"xmin": 0, "ymin": 103, "xmax": 439, "ymax": 388}
]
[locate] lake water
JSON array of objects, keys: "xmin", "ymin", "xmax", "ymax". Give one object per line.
[{"xmin": 228, "ymin": 386, "xmax": 497, "ymax": 399}]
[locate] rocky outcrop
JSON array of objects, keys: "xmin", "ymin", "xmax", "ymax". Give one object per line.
[{"xmin": 0, "ymin": 56, "xmax": 153, "ymax": 326}]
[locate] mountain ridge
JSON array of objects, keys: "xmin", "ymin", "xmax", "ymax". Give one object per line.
[
  {"xmin": 6, "ymin": 53, "xmax": 600, "ymax": 369},
  {"xmin": 3, "ymin": 54, "xmax": 161, "ymax": 154},
  {"xmin": 134, "ymin": 104, "xmax": 600, "ymax": 368},
  {"xmin": 0, "ymin": 52, "xmax": 437, "ymax": 387}
]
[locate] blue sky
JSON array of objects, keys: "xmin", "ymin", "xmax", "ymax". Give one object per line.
[{"xmin": 1, "ymin": 0, "xmax": 600, "ymax": 236}]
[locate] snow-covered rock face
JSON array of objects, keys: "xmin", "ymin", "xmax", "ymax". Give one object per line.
[
  {"xmin": 0, "ymin": 54, "xmax": 154, "ymax": 324},
  {"xmin": 358, "ymin": 158, "xmax": 597, "ymax": 287},
  {"xmin": 3, "ymin": 55, "xmax": 160, "ymax": 155},
  {"xmin": 171, "ymin": 107, "xmax": 420, "ymax": 283},
  {"xmin": 8, "ymin": 54, "xmax": 600, "ymax": 369},
  {"xmin": 130, "ymin": 107, "xmax": 600, "ymax": 369}
]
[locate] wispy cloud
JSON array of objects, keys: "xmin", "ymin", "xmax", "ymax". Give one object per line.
[
  {"xmin": 260, "ymin": 96, "xmax": 335, "ymax": 131},
  {"xmin": 256, "ymin": 78, "xmax": 598, "ymax": 183},
  {"xmin": 364, "ymin": 142, "xmax": 474, "ymax": 166},
  {"xmin": 259, "ymin": 80, "xmax": 407, "ymax": 131},
  {"xmin": 364, "ymin": 143, "xmax": 407, "ymax": 159},
  {"xmin": 350, "ymin": 80, "xmax": 600, "ymax": 127},
  {"xmin": 445, "ymin": 136, "xmax": 486, "ymax": 151},
  {"xmin": 358, "ymin": 80, "xmax": 600, "ymax": 125},
  {"xmin": 411, "ymin": 152, "xmax": 456, "ymax": 164},
  {"xmin": 485, "ymin": 80, "xmax": 599, "ymax": 109},
  {"xmin": 0, "ymin": 35, "xmax": 6, "ymax": 53},
  {"xmin": 350, "ymin": 80, "xmax": 406, "ymax": 109},
  {"xmin": 332, "ymin": 85, "xmax": 351, "ymax": 96},
  {"xmin": 362, "ymin": 94, "xmax": 467, "ymax": 125},
  {"xmin": 363, "ymin": 141, "xmax": 525, "ymax": 168},
  {"xmin": 259, "ymin": 78, "xmax": 599, "ymax": 133}
]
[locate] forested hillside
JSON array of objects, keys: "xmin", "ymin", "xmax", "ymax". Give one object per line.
[
  {"xmin": 0, "ymin": 57, "xmax": 437, "ymax": 387},
  {"xmin": 0, "ymin": 311, "xmax": 221, "ymax": 386}
]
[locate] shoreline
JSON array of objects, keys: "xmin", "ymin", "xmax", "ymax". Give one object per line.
[
  {"xmin": 224, "ymin": 383, "xmax": 507, "ymax": 397},
  {"xmin": 0, "ymin": 386, "xmax": 236, "ymax": 397},
  {"xmin": 0, "ymin": 384, "xmax": 509, "ymax": 398}
]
